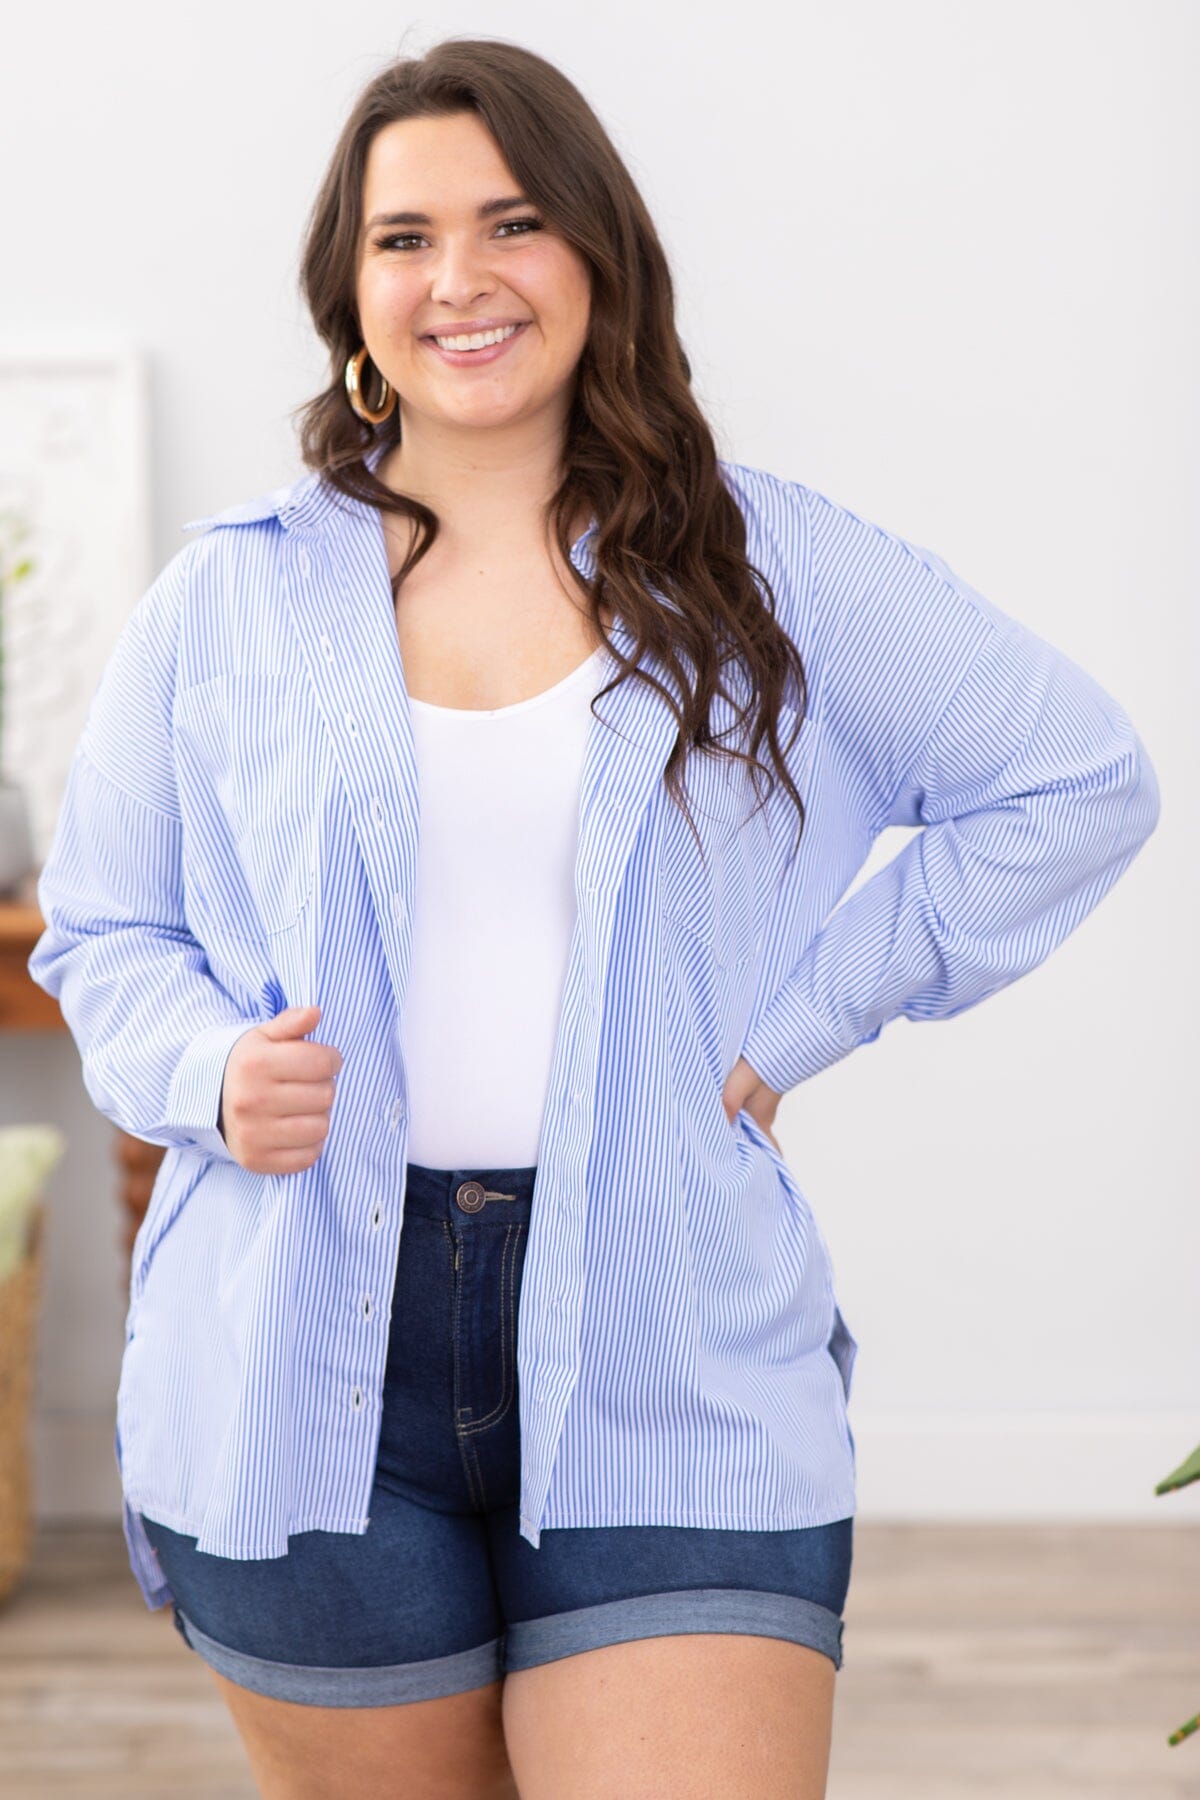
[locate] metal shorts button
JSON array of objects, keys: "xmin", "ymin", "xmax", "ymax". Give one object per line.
[{"xmin": 455, "ymin": 1180, "xmax": 519, "ymax": 1212}]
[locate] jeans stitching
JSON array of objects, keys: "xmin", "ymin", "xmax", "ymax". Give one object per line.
[
  {"xmin": 459, "ymin": 1222, "xmax": 519, "ymax": 1433},
  {"xmin": 440, "ymin": 1218, "xmax": 458, "ymax": 1417},
  {"xmin": 446, "ymin": 1218, "xmax": 484, "ymax": 1509},
  {"xmin": 462, "ymin": 1430, "xmax": 489, "ymax": 1511}
]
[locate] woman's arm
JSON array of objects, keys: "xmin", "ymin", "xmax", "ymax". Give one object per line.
[
  {"xmin": 740, "ymin": 486, "xmax": 1161, "ymax": 1097},
  {"xmin": 28, "ymin": 552, "xmax": 257, "ymax": 1158}
]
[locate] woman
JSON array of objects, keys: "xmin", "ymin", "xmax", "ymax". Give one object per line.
[{"xmin": 29, "ymin": 37, "xmax": 1159, "ymax": 1800}]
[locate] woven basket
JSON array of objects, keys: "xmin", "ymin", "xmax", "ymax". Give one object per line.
[{"xmin": 0, "ymin": 1198, "xmax": 45, "ymax": 1606}]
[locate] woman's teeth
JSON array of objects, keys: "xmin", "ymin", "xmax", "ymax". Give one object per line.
[{"xmin": 431, "ymin": 323, "xmax": 523, "ymax": 351}]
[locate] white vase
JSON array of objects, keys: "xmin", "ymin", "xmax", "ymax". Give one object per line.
[{"xmin": 0, "ymin": 778, "xmax": 33, "ymax": 897}]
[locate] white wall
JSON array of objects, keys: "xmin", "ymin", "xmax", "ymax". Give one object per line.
[{"xmin": 2, "ymin": 0, "xmax": 1194, "ymax": 1524}]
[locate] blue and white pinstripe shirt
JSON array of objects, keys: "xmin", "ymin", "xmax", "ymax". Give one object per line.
[{"xmin": 27, "ymin": 446, "xmax": 1160, "ymax": 1610}]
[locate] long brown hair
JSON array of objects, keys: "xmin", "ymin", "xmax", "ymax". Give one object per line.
[{"xmin": 294, "ymin": 37, "xmax": 808, "ymax": 856}]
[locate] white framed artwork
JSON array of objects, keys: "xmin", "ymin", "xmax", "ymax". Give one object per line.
[{"xmin": 0, "ymin": 334, "xmax": 151, "ymax": 869}]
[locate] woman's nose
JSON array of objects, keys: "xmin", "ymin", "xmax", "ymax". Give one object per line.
[{"xmin": 428, "ymin": 240, "xmax": 495, "ymax": 305}]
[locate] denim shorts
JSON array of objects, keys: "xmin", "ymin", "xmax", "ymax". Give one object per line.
[{"xmin": 137, "ymin": 1161, "xmax": 854, "ymax": 1708}]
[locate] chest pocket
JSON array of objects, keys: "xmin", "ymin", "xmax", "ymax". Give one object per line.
[
  {"xmin": 659, "ymin": 745, "xmax": 759, "ymax": 969},
  {"xmin": 175, "ymin": 672, "xmax": 331, "ymax": 940}
]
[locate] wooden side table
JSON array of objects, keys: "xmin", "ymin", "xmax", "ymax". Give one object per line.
[{"xmin": 0, "ymin": 875, "xmax": 165, "ymax": 1277}]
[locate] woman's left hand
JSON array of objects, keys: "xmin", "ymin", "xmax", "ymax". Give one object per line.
[{"xmin": 722, "ymin": 1056, "xmax": 784, "ymax": 1154}]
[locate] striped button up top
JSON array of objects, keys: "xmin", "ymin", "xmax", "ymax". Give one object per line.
[{"xmin": 27, "ymin": 445, "xmax": 1160, "ymax": 1610}]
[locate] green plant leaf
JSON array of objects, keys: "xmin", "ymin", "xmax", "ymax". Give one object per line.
[{"xmin": 1155, "ymin": 1442, "xmax": 1200, "ymax": 1495}]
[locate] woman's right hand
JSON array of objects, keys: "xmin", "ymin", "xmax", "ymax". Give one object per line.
[{"xmin": 218, "ymin": 1003, "xmax": 343, "ymax": 1174}]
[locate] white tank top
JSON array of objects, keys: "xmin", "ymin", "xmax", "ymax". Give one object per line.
[{"xmin": 400, "ymin": 643, "xmax": 610, "ymax": 1169}]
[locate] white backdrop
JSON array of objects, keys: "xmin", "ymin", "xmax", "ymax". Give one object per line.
[{"xmin": 2, "ymin": 0, "xmax": 1194, "ymax": 1524}]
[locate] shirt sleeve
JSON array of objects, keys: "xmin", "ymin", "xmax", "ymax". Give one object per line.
[
  {"xmin": 27, "ymin": 552, "xmax": 258, "ymax": 1159},
  {"xmin": 739, "ymin": 487, "xmax": 1162, "ymax": 1096}
]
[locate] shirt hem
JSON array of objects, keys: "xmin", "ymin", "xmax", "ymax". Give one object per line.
[
  {"xmin": 126, "ymin": 1492, "xmax": 374, "ymax": 1559},
  {"xmin": 530, "ymin": 1497, "xmax": 858, "ymax": 1535}
]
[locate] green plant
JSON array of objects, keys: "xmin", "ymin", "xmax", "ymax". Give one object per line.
[
  {"xmin": 0, "ymin": 1124, "xmax": 64, "ymax": 1284},
  {"xmin": 1157, "ymin": 1442, "xmax": 1200, "ymax": 1745}
]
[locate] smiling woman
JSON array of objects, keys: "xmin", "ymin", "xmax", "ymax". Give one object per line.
[
  {"xmin": 354, "ymin": 113, "xmax": 593, "ymax": 418},
  {"xmin": 26, "ymin": 29, "xmax": 1161, "ymax": 1800},
  {"xmin": 292, "ymin": 44, "xmax": 814, "ymax": 879}
]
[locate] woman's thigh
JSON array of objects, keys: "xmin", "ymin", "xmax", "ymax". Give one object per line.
[
  {"xmin": 139, "ymin": 1484, "xmax": 507, "ymax": 1705},
  {"xmin": 488, "ymin": 1509, "xmax": 854, "ymax": 1677},
  {"xmin": 207, "ymin": 1666, "xmax": 518, "ymax": 1800},
  {"xmin": 488, "ymin": 1512, "xmax": 851, "ymax": 1800},
  {"xmin": 501, "ymin": 1631, "xmax": 836, "ymax": 1800},
  {"xmin": 137, "ymin": 1480, "xmax": 521, "ymax": 1797}
]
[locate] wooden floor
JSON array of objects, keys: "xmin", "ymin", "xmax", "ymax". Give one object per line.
[{"xmin": 3, "ymin": 1520, "xmax": 1199, "ymax": 1797}]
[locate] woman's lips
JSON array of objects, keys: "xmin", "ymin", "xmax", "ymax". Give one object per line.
[{"xmin": 421, "ymin": 321, "xmax": 531, "ymax": 367}]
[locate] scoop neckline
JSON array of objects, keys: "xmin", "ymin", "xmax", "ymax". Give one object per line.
[{"xmin": 407, "ymin": 643, "xmax": 608, "ymax": 719}]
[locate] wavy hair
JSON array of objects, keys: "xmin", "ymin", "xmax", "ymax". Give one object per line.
[{"xmin": 294, "ymin": 36, "xmax": 808, "ymax": 857}]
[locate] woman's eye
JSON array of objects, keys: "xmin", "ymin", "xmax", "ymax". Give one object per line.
[{"xmin": 373, "ymin": 217, "xmax": 543, "ymax": 253}]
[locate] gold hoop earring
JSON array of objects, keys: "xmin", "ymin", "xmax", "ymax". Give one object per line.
[{"xmin": 344, "ymin": 345, "xmax": 396, "ymax": 424}]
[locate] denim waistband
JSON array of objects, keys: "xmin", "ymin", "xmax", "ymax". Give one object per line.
[{"xmin": 400, "ymin": 1161, "xmax": 539, "ymax": 1223}]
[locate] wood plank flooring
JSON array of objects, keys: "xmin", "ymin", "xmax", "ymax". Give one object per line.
[{"xmin": 1, "ymin": 1521, "xmax": 1198, "ymax": 1797}]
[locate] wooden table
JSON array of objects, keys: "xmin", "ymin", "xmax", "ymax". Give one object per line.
[{"xmin": 0, "ymin": 877, "xmax": 164, "ymax": 1272}]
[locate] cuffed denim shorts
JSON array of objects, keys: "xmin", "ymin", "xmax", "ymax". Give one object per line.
[{"xmin": 137, "ymin": 1161, "xmax": 854, "ymax": 1709}]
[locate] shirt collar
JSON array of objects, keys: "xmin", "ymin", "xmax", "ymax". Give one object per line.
[{"xmin": 184, "ymin": 434, "xmax": 599, "ymax": 565}]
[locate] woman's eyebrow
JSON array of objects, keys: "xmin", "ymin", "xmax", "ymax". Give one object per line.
[{"xmin": 364, "ymin": 195, "xmax": 531, "ymax": 229}]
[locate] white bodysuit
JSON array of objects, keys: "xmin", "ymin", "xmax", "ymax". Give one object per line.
[{"xmin": 400, "ymin": 644, "xmax": 609, "ymax": 1169}]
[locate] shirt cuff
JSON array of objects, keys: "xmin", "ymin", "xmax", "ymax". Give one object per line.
[
  {"xmin": 740, "ymin": 983, "xmax": 856, "ymax": 1096},
  {"xmin": 165, "ymin": 1018, "xmax": 258, "ymax": 1161}
]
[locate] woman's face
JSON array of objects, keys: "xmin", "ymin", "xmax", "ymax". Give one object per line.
[{"xmin": 355, "ymin": 111, "xmax": 593, "ymax": 440}]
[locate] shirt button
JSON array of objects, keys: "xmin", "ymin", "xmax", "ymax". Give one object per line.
[
  {"xmin": 372, "ymin": 796, "xmax": 386, "ymax": 827},
  {"xmin": 389, "ymin": 1098, "xmax": 403, "ymax": 1130},
  {"xmin": 351, "ymin": 1386, "xmax": 364, "ymax": 1411},
  {"xmin": 571, "ymin": 1086, "xmax": 586, "ymax": 1103},
  {"xmin": 299, "ymin": 548, "xmax": 311, "ymax": 577},
  {"xmin": 344, "ymin": 710, "xmax": 358, "ymax": 736},
  {"xmin": 319, "ymin": 632, "xmax": 335, "ymax": 663},
  {"xmin": 370, "ymin": 1204, "xmax": 383, "ymax": 1230},
  {"xmin": 361, "ymin": 1294, "xmax": 373, "ymax": 1320}
]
